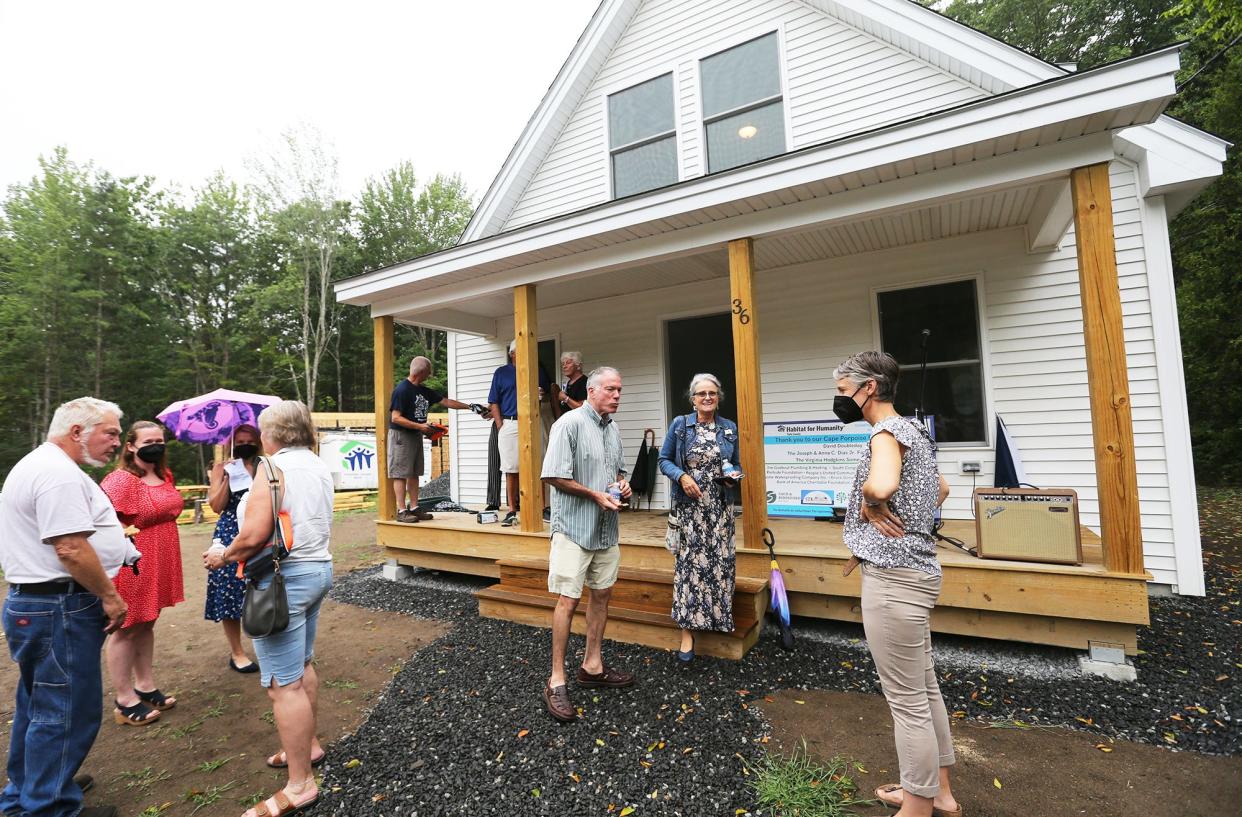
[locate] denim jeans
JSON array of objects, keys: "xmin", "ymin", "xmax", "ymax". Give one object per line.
[
  {"xmin": 251, "ymin": 560, "xmax": 333, "ymax": 689},
  {"xmin": 1, "ymin": 589, "xmax": 106, "ymax": 817}
]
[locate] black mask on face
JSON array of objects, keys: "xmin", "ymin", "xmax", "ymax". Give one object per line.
[
  {"xmin": 233, "ymin": 444, "xmax": 259, "ymax": 460},
  {"xmin": 833, "ymin": 385, "xmax": 869, "ymax": 425},
  {"xmin": 136, "ymin": 443, "xmax": 165, "ymax": 464}
]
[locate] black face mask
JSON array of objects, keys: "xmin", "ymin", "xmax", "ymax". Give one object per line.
[
  {"xmin": 833, "ymin": 385, "xmax": 869, "ymax": 425},
  {"xmin": 136, "ymin": 443, "xmax": 165, "ymax": 464},
  {"xmin": 233, "ymin": 444, "xmax": 259, "ymax": 460}
]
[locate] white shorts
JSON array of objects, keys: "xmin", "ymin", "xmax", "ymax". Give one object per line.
[
  {"xmin": 498, "ymin": 419, "xmax": 519, "ymax": 473},
  {"xmin": 547, "ymin": 531, "xmax": 620, "ymax": 599}
]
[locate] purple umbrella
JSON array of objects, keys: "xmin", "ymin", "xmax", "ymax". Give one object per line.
[{"xmin": 157, "ymin": 388, "xmax": 281, "ymax": 445}]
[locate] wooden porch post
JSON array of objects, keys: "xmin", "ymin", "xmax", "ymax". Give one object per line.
[
  {"xmin": 373, "ymin": 315, "xmax": 395, "ymax": 521},
  {"xmin": 1071, "ymin": 163, "xmax": 1144, "ymax": 575},
  {"xmin": 514, "ymin": 285, "xmax": 543, "ymax": 533},
  {"xmin": 728, "ymin": 238, "xmax": 769, "ymax": 551}
]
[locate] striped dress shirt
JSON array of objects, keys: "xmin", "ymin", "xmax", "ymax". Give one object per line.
[{"xmin": 540, "ymin": 403, "xmax": 626, "ymax": 550}]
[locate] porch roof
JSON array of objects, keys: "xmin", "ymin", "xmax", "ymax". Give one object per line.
[{"xmin": 335, "ymin": 46, "xmax": 1189, "ymax": 335}]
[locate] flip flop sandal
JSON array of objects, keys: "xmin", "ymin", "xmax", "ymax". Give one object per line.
[
  {"xmin": 135, "ymin": 687, "xmax": 176, "ymax": 711},
  {"xmin": 252, "ymin": 789, "xmax": 319, "ymax": 817},
  {"xmin": 875, "ymin": 784, "xmax": 964, "ymax": 817},
  {"xmin": 113, "ymin": 699, "xmax": 161, "ymax": 726},
  {"xmin": 265, "ymin": 750, "xmax": 326, "ymax": 769}
]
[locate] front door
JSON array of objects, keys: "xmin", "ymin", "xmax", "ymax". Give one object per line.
[{"xmin": 663, "ymin": 312, "xmax": 736, "ymax": 426}]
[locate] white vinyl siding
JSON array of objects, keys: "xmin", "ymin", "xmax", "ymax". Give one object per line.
[
  {"xmin": 502, "ymin": 0, "xmax": 987, "ymax": 231},
  {"xmin": 453, "ymin": 162, "xmax": 1189, "ymax": 589}
]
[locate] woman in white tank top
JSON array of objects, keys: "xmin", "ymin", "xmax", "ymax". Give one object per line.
[{"xmin": 202, "ymin": 401, "xmax": 333, "ymax": 817}]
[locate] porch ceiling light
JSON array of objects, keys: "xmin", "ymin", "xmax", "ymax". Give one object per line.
[{"xmin": 737, "ymin": 124, "xmax": 758, "ymax": 139}]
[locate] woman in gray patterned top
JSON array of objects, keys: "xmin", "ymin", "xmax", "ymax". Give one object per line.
[{"xmin": 834, "ymin": 351, "xmax": 961, "ymax": 817}]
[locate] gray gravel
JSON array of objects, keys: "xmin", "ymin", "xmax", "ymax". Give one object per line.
[{"xmin": 317, "ymin": 561, "xmax": 1240, "ymax": 815}]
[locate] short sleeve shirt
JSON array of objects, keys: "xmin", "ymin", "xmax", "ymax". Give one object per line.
[
  {"xmin": 541, "ymin": 404, "xmax": 625, "ymax": 550},
  {"xmin": 562, "ymin": 375, "xmax": 588, "ymax": 403},
  {"xmin": 389, "ymin": 380, "xmax": 443, "ymax": 428},
  {"xmin": 0, "ymin": 443, "xmax": 133, "ymax": 582},
  {"xmin": 488, "ymin": 364, "xmax": 551, "ymax": 417}
]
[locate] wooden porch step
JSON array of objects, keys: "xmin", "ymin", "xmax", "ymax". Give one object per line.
[{"xmin": 476, "ymin": 557, "xmax": 768, "ymax": 660}]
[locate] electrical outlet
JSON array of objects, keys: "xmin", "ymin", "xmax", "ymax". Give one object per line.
[{"xmin": 959, "ymin": 460, "xmax": 982, "ymax": 474}]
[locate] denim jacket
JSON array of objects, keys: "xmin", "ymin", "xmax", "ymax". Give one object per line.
[{"xmin": 658, "ymin": 413, "xmax": 740, "ymax": 504}]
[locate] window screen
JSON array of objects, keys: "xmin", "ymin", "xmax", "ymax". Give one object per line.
[
  {"xmin": 609, "ymin": 73, "xmax": 677, "ymax": 198},
  {"xmin": 701, "ymin": 32, "xmax": 785, "ymax": 173},
  {"xmin": 877, "ymin": 280, "xmax": 986, "ymax": 444}
]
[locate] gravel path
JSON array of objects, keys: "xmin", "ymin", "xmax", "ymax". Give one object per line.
[{"xmin": 320, "ymin": 561, "xmax": 1240, "ymax": 815}]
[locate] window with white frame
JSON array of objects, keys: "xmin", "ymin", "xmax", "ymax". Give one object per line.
[
  {"xmin": 877, "ymin": 279, "xmax": 987, "ymax": 445},
  {"xmin": 701, "ymin": 32, "xmax": 785, "ymax": 173},
  {"xmin": 608, "ymin": 73, "xmax": 677, "ymax": 199}
]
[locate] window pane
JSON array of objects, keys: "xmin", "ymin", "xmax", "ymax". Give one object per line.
[
  {"xmin": 705, "ymin": 101, "xmax": 786, "ymax": 172},
  {"xmin": 609, "ymin": 73, "xmax": 675, "ymax": 148},
  {"xmin": 892, "ymin": 363, "xmax": 986, "ymax": 444},
  {"xmin": 878, "ymin": 280, "xmax": 980, "ymax": 363},
  {"xmin": 612, "ymin": 136, "xmax": 677, "ymax": 198},
  {"xmin": 701, "ymin": 32, "xmax": 781, "ymax": 117}
]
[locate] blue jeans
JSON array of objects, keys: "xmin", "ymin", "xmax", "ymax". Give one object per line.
[
  {"xmin": 1, "ymin": 589, "xmax": 107, "ymax": 817},
  {"xmin": 251, "ymin": 560, "xmax": 332, "ymax": 688}
]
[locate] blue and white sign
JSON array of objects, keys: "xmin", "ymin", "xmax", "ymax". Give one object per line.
[{"xmin": 763, "ymin": 419, "xmax": 871, "ymax": 517}]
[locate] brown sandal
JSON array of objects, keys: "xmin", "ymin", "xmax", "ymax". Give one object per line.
[
  {"xmin": 875, "ymin": 783, "xmax": 963, "ymax": 817},
  {"xmin": 250, "ymin": 789, "xmax": 319, "ymax": 817}
]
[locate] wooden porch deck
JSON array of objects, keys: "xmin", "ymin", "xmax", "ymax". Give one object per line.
[{"xmin": 380, "ymin": 510, "xmax": 1150, "ymax": 654}]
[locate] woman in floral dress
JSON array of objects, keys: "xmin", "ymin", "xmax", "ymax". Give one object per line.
[
  {"xmin": 101, "ymin": 420, "xmax": 185, "ymax": 726},
  {"xmin": 657, "ymin": 373, "xmax": 742, "ymax": 662},
  {"xmin": 204, "ymin": 424, "xmax": 261, "ymax": 673}
]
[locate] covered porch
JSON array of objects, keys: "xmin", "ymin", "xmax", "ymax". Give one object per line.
[{"xmin": 335, "ymin": 50, "xmax": 1193, "ymax": 658}]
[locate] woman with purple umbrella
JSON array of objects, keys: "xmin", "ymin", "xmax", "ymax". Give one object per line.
[{"xmin": 204, "ymin": 424, "xmax": 262, "ymax": 673}]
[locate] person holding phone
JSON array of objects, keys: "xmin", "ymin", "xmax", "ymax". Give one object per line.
[{"xmin": 657, "ymin": 373, "xmax": 741, "ymax": 663}]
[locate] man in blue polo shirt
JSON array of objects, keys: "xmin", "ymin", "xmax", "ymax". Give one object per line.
[{"xmin": 488, "ymin": 341, "xmax": 551, "ymax": 527}]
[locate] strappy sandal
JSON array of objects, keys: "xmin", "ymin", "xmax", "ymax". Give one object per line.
[
  {"xmin": 875, "ymin": 783, "xmax": 964, "ymax": 817},
  {"xmin": 113, "ymin": 699, "xmax": 161, "ymax": 726},
  {"xmin": 247, "ymin": 789, "xmax": 319, "ymax": 817},
  {"xmin": 134, "ymin": 687, "xmax": 176, "ymax": 711},
  {"xmin": 265, "ymin": 750, "xmax": 326, "ymax": 769}
]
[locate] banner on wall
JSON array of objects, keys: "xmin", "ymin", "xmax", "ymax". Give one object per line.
[
  {"xmin": 319, "ymin": 433, "xmax": 379, "ymax": 490},
  {"xmin": 763, "ymin": 417, "xmax": 934, "ymax": 518}
]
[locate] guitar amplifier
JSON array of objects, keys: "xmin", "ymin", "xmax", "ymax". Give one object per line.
[{"xmin": 972, "ymin": 488, "xmax": 1082, "ymax": 565}]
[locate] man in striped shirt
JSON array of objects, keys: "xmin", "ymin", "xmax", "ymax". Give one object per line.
[{"xmin": 540, "ymin": 366, "xmax": 634, "ymax": 722}]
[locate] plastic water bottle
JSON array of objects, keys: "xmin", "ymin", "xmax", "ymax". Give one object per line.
[{"xmin": 608, "ymin": 484, "xmax": 627, "ymax": 507}]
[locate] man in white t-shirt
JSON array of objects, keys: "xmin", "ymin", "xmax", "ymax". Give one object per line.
[{"xmin": 0, "ymin": 396, "xmax": 135, "ymax": 817}]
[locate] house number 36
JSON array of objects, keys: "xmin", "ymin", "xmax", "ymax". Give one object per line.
[{"xmin": 732, "ymin": 298, "xmax": 751, "ymax": 324}]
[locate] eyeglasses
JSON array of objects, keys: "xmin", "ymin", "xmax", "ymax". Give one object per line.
[{"xmin": 693, "ymin": 391, "xmax": 718, "ymax": 399}]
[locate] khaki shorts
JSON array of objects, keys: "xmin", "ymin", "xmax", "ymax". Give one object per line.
[
  {"xmin": 547, "ymin": 531, "xmax": 620, "ymax": 599},
  {"xmin": 387, "ymin": 428, "xmax": 424, "ymax": 478},
  {"xmin": 498, "ymin": 419, "xmax": 519, "ymax": 473}
]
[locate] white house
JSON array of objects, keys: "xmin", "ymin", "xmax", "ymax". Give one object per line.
[{"xmin": 336, "ymin": 0, "xmax": 1227, "ymax": 657}]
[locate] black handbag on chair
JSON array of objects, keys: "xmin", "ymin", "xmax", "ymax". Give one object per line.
[{"xmin": 241, "ymin": 457, "xmax": 291, "ymax": 638}]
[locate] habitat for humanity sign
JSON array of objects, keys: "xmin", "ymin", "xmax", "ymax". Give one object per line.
[
  {"xmin": 319, "ymin": 433, "xmax": 379, "ymax": 490},
  {"xmin": 763, "ymin": 420, "xmax": 871, "ymax": 517}
]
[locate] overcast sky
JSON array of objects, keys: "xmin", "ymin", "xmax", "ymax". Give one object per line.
[{"xmin": 0, "ymin": 0, "xmax": 600, "ymax": 201}]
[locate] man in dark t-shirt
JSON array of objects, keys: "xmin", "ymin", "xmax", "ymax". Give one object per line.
[{"xmin": 389, "ymin": 356, "xmax": 476, "ymax": 522}]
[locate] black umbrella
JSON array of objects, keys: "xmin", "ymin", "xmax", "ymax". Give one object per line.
[{"xmin": 629, "ymin": 429, "xmax": 658, "ymax": 509}]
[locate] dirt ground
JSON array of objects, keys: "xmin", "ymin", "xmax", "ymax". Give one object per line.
[
  {"xmin": 761, "ymin": 688, "xmax": 1241, "ymax": 817},
  {"xmin": 0, "ymin": 512, "xmax": 446, "ymax": 817}
]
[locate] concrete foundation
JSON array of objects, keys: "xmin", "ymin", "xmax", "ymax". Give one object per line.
[{"xmin": 1077, "ymin": 654, "xmax": 1138, "ymax": 682}]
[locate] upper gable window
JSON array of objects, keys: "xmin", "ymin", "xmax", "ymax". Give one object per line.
[
  {"xmin": 701, "ymin": 32, "xmax": 785, "ymax": 173},
  {"xmin": 608, "ymin": 73, "xmax": 677, "ymax": 199}
]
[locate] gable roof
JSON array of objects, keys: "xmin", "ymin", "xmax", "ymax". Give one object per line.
[{"xmin": 459, "ymin": 0, "xmax": 1221, "ymax": 243}]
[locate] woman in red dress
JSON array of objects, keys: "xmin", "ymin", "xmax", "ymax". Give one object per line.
[{"xmin": 101, "ymin": 421, "xmax": 186, "ymax": 726}]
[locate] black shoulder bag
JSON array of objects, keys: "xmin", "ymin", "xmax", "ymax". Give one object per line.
[{"xmin": 241, "ymin": 457, "xmax": 291, "ymax": 637}]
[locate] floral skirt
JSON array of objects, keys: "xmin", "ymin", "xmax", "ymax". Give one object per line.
[{"xmin": 670, "ymin": 496, "xmax": 736, "ymax": 632}]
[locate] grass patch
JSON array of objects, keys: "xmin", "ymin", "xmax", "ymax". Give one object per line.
[
  {"xmin": 260, "ymin": 710, "xmax": 275, "ymax": 725},
  {"xmin": 323, "ymin": 678, "xmax": 359, "ymax": 690},
  {"xmin": 184, "ymin": 782, "xmax": 237, "ymax": 815},
  {"xmin": 745, "ymin": 741, "xmax": 875, "ymax": 817},
  {"xmin": 115, "ymin": 767, "xmax": 172, "ymax": 793},
  {"xmin": 239, "ymin": 792, "xmax": 266, "ymax": 808},
  {"xmin": 197, "ymin": 756, "xmax": 233, "ymax": 773},
  {"xmin": 169, "ymin": 717, "xmax": 206, "ymax": 738},
  {"xmin": 137, "ymin": 804, "xmax": 172, "ymax": 817}
]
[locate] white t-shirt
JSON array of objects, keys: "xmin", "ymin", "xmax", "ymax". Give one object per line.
[
  {"xmin": 237, "ymin": 447, "xmax": 333, "ymax": 563},
  {"xmin": 0, "ymin": 442, "xmax": 138, "ymax": 583}
]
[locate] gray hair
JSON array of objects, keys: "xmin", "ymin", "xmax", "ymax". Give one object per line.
[
  {"xmin": 507, "ymin": 339, "xmax": 517, "ymax": 356},
  {"xmin": 687, "ymin": 372, "xmax": 724, "ymax": 402},
  {"xmin": 258, "ymin": 400, "xmax": 317, "ymax": 449},
  {"xmin": 409, "ymin": 356, "xmax": 432, "ymax": 376},
  {"xmin": 832, "ymin": 351, "xmax": 900, "ymax": 402},
  {"xmin": 47, "ymin": 397, "xmax": 123, "ymax": 440},
  {"xmin": 586, "ymin": 366, "xmax": 621, "ymax": 390},
  {"xmin": 561, "ymin": 350, "xmax": 582, "ymax": 367}
]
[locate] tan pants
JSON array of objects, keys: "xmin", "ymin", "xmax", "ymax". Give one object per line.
[{"xmin": 861, "ymin": 563, "xmax": 955, "ymax": 798}]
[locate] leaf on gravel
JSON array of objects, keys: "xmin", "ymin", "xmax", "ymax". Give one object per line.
[
  {"xmin": 646, "ymin": 741, "xmax": 657, "ymax": 752},
  {"xmin": 1095, "ymin": 744, "xmax": 1113, "ymax": 752},
  {"xmin": 344, "ymin": 759, "xmax": 361, "ymax": 769},
  {"xmin": 993, "ymin": 778, "xmax": 1002, "ymax": 789},
  {"xmin": 650, "ymin": 788, "xmax": 659, "ymax": 799},
  {"xmin": 595, "ymin": 739, "xmax": 606, "ymax": 746},
  {"xmin": 620, "ymin": 807, "xmax": 635, "ymax": 815},
  {"xmin": 1215, "ymin": 674, "xmax": 1230, "ymax": 682},
  {"xmin": 372, "ymin": 794, "xmax": 386, "ymax": 803},
  {"xmin": 568, "ymin": 772, "xmax": 580, "ymax": 782},
  {"xmin": 517, "ymin": 729, "xmax": 529, "ymax": 738},
  {"xmin": 531, "ymin": 788, "xmax": 541, "ymax": 797},
  {"xmin": 495, "ymin": 751, "xmax": 503, "ymax": 761},
  {"xmin": 794, "ymin": 700, "xmax": 805, "ymax": 705}
]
